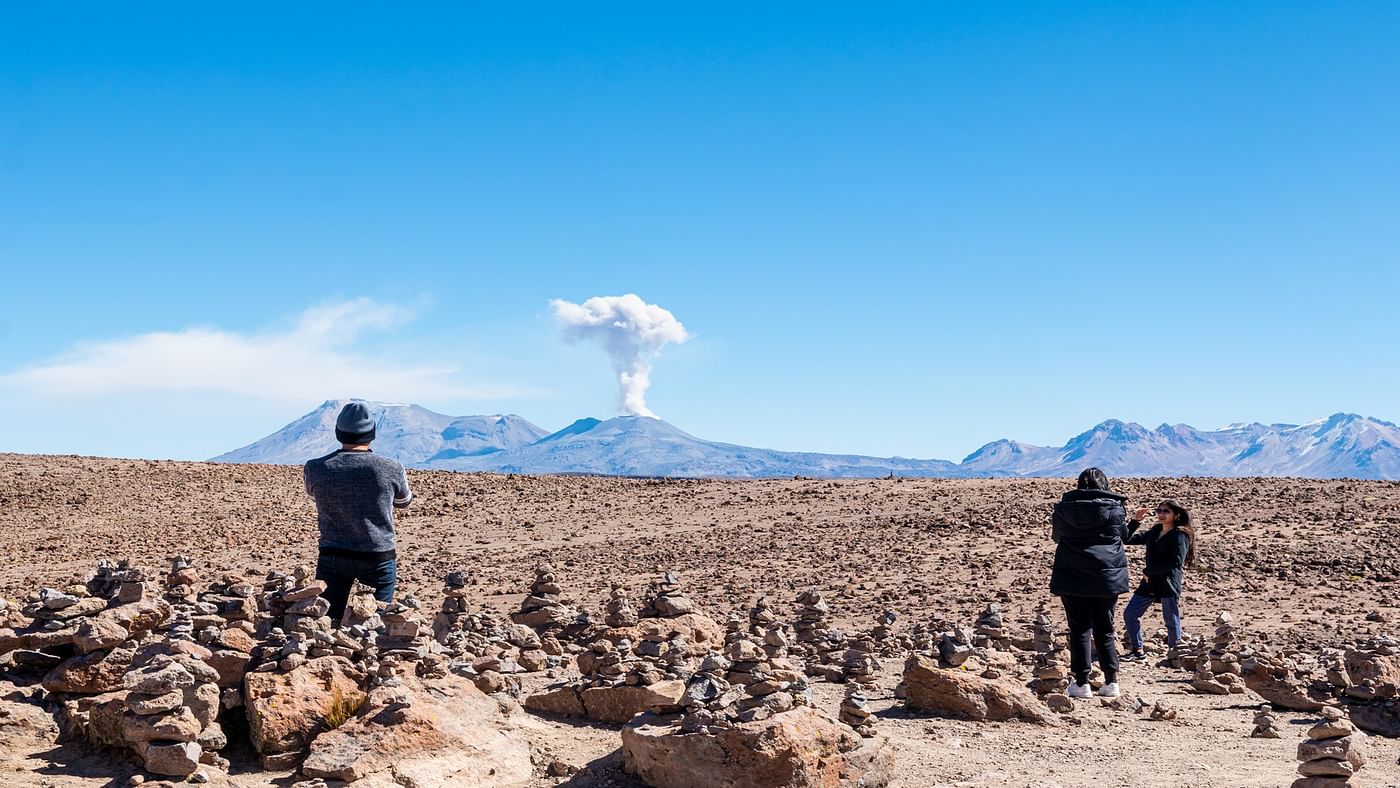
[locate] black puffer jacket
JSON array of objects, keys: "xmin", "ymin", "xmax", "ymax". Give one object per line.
[
  {"xmin": 1050, "ymin": 489, "xmax": 1131, "ymax": 598},
  {"xmin": 1126, "ymin": 521, "xmax": 1190, "ymax": 599}
]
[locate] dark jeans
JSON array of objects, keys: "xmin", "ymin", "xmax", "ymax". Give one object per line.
[
  {"xmin": 1061, "ymin": 594, "xmax": 1119, "ymax": 685},
  {"xmin": 316, "ymin": 552, "xmax": 397, "ymax": 622},
  {"xmin": 1123, "ymin": 592, "xmax": 1183, "ymax": 650}
]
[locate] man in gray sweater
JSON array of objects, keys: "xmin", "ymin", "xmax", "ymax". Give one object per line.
[{"xmin": 304, "ymin": 402, "xmax": 413, "ymax": 620}]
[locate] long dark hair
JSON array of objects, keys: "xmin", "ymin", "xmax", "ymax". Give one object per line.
[
  {"xmin": 1076, "ymin": 467, "xmax": 1112, "ymax": 492},
  {"xmin": 1159, "ymin": 499, "xmax": 1196, "ymax": 569}
]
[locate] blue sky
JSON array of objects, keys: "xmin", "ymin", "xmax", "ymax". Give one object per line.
[{"xmin": 1, "ymin": 2, "xmax": 1397, "ymax": 462}]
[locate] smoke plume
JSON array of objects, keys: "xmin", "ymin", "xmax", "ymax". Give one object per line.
[{"xmin": 550, "ymin": 294, "xmax": 690, "ymax": 418}]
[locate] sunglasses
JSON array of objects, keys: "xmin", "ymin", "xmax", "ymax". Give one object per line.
[{"xmin": 1155, "ymin": 508, "xmax": 1173, "ymax": 515}]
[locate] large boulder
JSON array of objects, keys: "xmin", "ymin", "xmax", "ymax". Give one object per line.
[
  {"xmin": 622, "ymin": 706, "xmax": 894, "ymax": 788},
  {"xmin": 42, "ymin": 645, "xmax": 136, "ymax": 694},
  {"xmin": 902, "ymin": 655, "xmax": 1052, "ymax": 723},
  {"xmin": 72, "ymin": 599, "xmax": 171, "ymax": 654},
  {"xmin": 244, "ymin": 656, "xmax": 367, "ymax": 762},
  {"xmin": 525, "ymin": 680, "xmax": 686, "ymax": 724},
  {"xmin": 1241, "ymin": 657, "xmax": 1328, "ymax": 712},
  {"xmin": 302, "ymin": 673, "xmax": 533, "ymax": 787},
  {"xmin": 1345, "ymin": 647, "xmax": 1400, "ymax": 688},
  {"xmin": 1351, "ymin": 702, "xmax": 1400, "ymax": 738}
]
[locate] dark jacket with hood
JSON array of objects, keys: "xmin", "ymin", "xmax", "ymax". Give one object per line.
[
  {"xmin": 1050, "ymin": 489, "xmax": 1131, "ymax": 597},
  {"xmin": 1125, "ymin": 520, "xmax": 1190, "ymax": 599}
]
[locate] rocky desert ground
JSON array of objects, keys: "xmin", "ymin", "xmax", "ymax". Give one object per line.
[{"xmin": 3, "ymin": 452, "xmax": 1400, "ymax": 787}]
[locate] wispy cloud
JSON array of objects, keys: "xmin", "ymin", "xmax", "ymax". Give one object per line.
[{"xmin": 0, "ymin": 298, "xmax": 532, "ymax": 404}]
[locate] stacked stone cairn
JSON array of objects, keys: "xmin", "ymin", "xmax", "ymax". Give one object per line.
[
  {"xmin": 642, "ymin": 571, "xmax": 698, "ymax": 618},
  {"xmin": 973, "ymin": 603, "xmax": 1011, "ymax": 651},
  {"xmin": 870, "ymin": 610, "xmax": 900, "ymax": 656},
  {"xmin": 726, "ymin": 632, "xmax": 808, "ymax": 720},
  {"xmin": 1191, "ymin": 635, "xmax": 1244, "ymax": 695},
  {"xmin": 378, "ymin": 596, "xmax": 445, "ymax": 680},
  {"xmin": 88, "ymin": 559, "xmax": 148, "ymax": 604},
  {"xmin": 605, "ymin": 583, "xmax": 640, "ymax": 628},
  {"xmin": 680, "ymin": 651, "xmax": 741, "ymax": 733},
  {"xmin": 163, "ymin": 556, "xmax": 199, "ymax": 642},
  {"xmin": 1251, "ymin": 705, "xmax": 1283, "ymax": 739},
  {"xmin": 118, "ymin": 654, "xmax": 225, "ymax": 777},
  {"xmin": 511, "ymin": 563, "xmax": 577, "ymax": 656},
  {"xmin": 1030, "ymin": 606, "xmax": 1070, "ymax": 699},
  {"xmin": 792, "ymin": 589, "xmax": 847, "ymax": 681},
  {"xmin": 1208, "ymin": 611, "xmax": 1244, "ymax": 677},
  {"xmin": 935, "ymin": 619, "xmax": 974, "ymax": 668},
  {"xmin": 839, "ymin": 635, "xmax": 880, "ymax": 737},
  {"xmin": 748, "ymin": 595, "xmax": 780, "ymax": 635},
  {"xmin": 1293, "ymin": 707, "xmax": 1367, "ymax": 787}
]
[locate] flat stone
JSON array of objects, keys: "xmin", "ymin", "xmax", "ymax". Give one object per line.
[{"xmin": 144, "ymin": 741, "xmax": 202, "ymax": 777}]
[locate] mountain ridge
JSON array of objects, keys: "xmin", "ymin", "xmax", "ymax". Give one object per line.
[{"xmin": 212, "ymin": 402, "xmax": 1400, "ymax": 480}]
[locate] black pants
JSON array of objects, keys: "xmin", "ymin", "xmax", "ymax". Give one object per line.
[
  {"xmin": 316, "ymin": 551, "xmax": 397, "ymax": 622},
  {"xmin": 1061, "ymin": 594, "xmax": 1119, "ymax": 685}
]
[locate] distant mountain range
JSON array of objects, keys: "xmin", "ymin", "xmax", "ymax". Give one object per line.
[{"xmin": 213, "ymin": 400, "xmax": 1400, "ymax": 480}]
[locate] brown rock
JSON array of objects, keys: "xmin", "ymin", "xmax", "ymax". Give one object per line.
[
  {"xmin": 144, "ymin": 741, "xmax": 202, "ymax": 777},
  {"xmin": 207, "ymin": 649, "xmax": 252, "ymax": 689},
  {"xmin": 1296, "ymin": 758, "xmax": 1353, "ymax": 778},
  {"xmin": 1298, "ymin": 734, "xmax": 1365, "ymax": 770},
  {"xmin": 1241, "ymin": 662, "xmax": 1327, "ymax": 712},
  {"xmin": 523, "ymin": 686, "xmax": 586, "ymax": 718},
  {"xmin": 636, "ymin": 613, "xmax": 726, "ymax": 655},
  {"xmin": 902, "ymin": 655, "xmax": 1053, "ymax": 723},
  {"xmin": 73, "ymin": 615, "xmax": 130, "ymax": 654},
  {"xmin": 244, "ymin": 656, "xmax": 367, "ymax": 756},
  {"xmin": 43, "ymin": 646, "xmax": 135, "ymax": 694},
  {"xmin": 622, "ymin": 707, "xmax": 894, "ymax": 788},
  {"xmin": 122, "ymin": 706, "xmax": 202, "ymax": 743},
  {"xmin": 580, "ymin": 680, "xmax": 686, "ymax": 723},
  {"xmin": 301, "ymin": 674, "xmax": 532, "ymax": 787}
]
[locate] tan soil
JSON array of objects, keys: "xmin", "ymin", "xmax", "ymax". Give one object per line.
[{"xmin": 3, "ymin": 453, "xmax": 1400, "ymax": 787}]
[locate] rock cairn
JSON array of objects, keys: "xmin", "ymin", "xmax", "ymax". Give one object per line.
[
  {"xmin": 1293, "ymin": 707, "xmax": 1367, "ymax": 787},
  {"xmin": 119, "ymin": 654, "xmax": 225, "ymax": 778},
  {"xmin": 433, "ymin": 571, "xmax": 473, "ymax": 640},
  {"xmin": 250, "ymin": 566, "xmax": 336, "ymax": 673},
  {"xmin": 605, "ymin": 583, "xmax": 640, "ymax": 628},
  {"xmin": 379, "ymin": 597, "xmax": 443, "ymax": 680},
  {"xmin": 89, "ymin": 559, "xmax": 148, "ymax": 604},
  {"xmin": 1251, "ymin": 705, "xmax": 1283, "ymax": 738},
  {"xmin": 1031, "ymin": 606, "xmax": 1070, "ymax": 699},
  {"xmin": 973, "ymin": 603, "xmax": 1011, "ymax": 650},
  {"xmin": 871, "ymin": 610, "xmax": 900, "ymax": 656},
  {"xmin": 1208, "ymin": 612, "xmax": 1243, "ymax": 676},
  {"xmin": 842, "ymin": 635, "xmax": 881, "ymax": 688},
  {"xmin": 792, "ymin": 590, "xmax": 846, "ymax": 680},
  {"xmin": 642, "ymin": 571, "xmax": 697, "ymax": 618},
  {"xmin": 511, "ymin": 563, "xmax": 576, "ymax": 653},
  {"xmin": 680, "ymin": 651, "xmax": 740, "ymax": 733},
  {"xmin": 163, "ymin": 556, "xmax": 200, "ymax": 642},
  {"xmin": 1191, "ymin": 636, "xmax": 1244, "ymax": 695},
  {"xmin": 935, "ymin": 619, "xmax": 974, "ymax": 669},
  {"xmin": 748, "ymin": 595, "xmax": 780, "ymax": 635},
  {"xmin": 839, "ymin": 684, "xmax": 876, "ymax": 738}
]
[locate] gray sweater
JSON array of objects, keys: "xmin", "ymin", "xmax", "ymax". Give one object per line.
[{"xmin": 304, "ymin": 449, "xmax": 413, "ymax": 553}]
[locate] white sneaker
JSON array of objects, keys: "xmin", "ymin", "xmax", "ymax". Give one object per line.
[
  {"xmin": 1067, "ymin": 682, "xmax": 1092, "ymax": 699},
  {"xmin": 1097, "ymin": 682, "xmax": 1121, "ymax": 698}
]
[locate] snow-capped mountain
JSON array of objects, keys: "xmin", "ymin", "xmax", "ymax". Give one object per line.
[
  {"xmin": 432, "ymin": 415, "xmax": 969, "ymax": 478},
  {"xmin": 959, "ymin": 413, "xmax": 1400, "ymax": 480},
  {"xmin": 214, "ymin": 402, "xmax": 1400, "ymax": 479},
  {"xmin": 211, "ymin": 400, "xmax": 548, "ymax": 466}
]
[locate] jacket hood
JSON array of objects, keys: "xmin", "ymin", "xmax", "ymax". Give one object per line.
[{"xmin": 1061, "ymin": 488, "xmax": 1128, "ymax": 503}]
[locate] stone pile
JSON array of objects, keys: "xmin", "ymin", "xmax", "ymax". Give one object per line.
[
  {"xmin": 748, "ymin": 595, "xmax": 780, "ymax": 634},
  {"xmin": 88, "ymin": 559, "xmax": 148, "ymax": 604},
  {"xmin": 114, "ymin": 654, "xmax": 226, "ymax": 777},
  {"xmin": 1251, "ymin": 706, "xmax": 1283, "ymax": 738},
  {"xmin": 606, "ymin": 583, "xmax": 641, "ymax": 628},
  {"xmin": 1208, "ymin": 611, "xmax": 1244, "ymax": 676},
  {"xmin": 839, "ymin": 683, "xmax": 876, "ymax": 737},
  {"xmin": 973, "ymin": 603, "xmax": 1011, "ymax": 650},
  {"xmin": 378, "ymin": 597, "xmax": 445, "ymax": 680},
  {"xmin": 935, "ymin": 619, "xmax": 974, "ymax": 669},
  {"xmin": 511, "ymin": 563, "xmax": 577, "ymax": 653},
  {"xmin": 1293, "ymin": 707, "xmax": 1367, "ymax": 787},
  {"xmin": 723, "ymin": 633, "xmax": 809, "ymax": 724},
  {"xmin": 793, "ymin": 589, "xmax": 847, "ymax": 680},
  {"xmin": 680, "ymin": 651, "xmax": 742, "ymax": 733},
  {"xmin": 870, "ymin": 610, "xmax": 900, "ymax": 656},
  {"xmin": 642, "ymin": 571, "xmax": 697, "ymax": 618},
  {"xmin": 249, "ymin": 567, "xmax": 337, "ymax": 674},
  {"xmin": 842, "ymin": 635, "xmax": 882, "ymax": 688},
  {"xmin": 1030, "ymin": 606, "xmax": 1070, "ymax": 701},
  {"xmin": 1191, "ymin": 639, "xmax": 1235, "ymax": 695}
]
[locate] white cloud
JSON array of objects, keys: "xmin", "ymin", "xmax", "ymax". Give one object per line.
[
  {"xmin": 551, "ymin": 293, "xmax": 690, "ymax": 418},
  {"xmin": 0, "ymin": 298, "xmax": 529, "ymax": 404}
]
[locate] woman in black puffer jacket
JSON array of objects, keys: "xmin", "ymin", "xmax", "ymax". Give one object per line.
[{"xmin": 1051, "ymin": 467, "xmax": 1130, "ymax": 699}]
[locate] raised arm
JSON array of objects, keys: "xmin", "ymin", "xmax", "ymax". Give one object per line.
[{"xmin": 1124, "ymin": 518, "xmax": 1149, "ymax": 545}]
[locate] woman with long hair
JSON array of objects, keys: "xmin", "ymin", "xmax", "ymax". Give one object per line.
[
  {"xmin": 1051, "ymin": 467, "xmax": 1131, "ymax": 699},
  {"xmin": 1121, "ymin": 499, "xmax": 1196, "ymax": 661}
]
